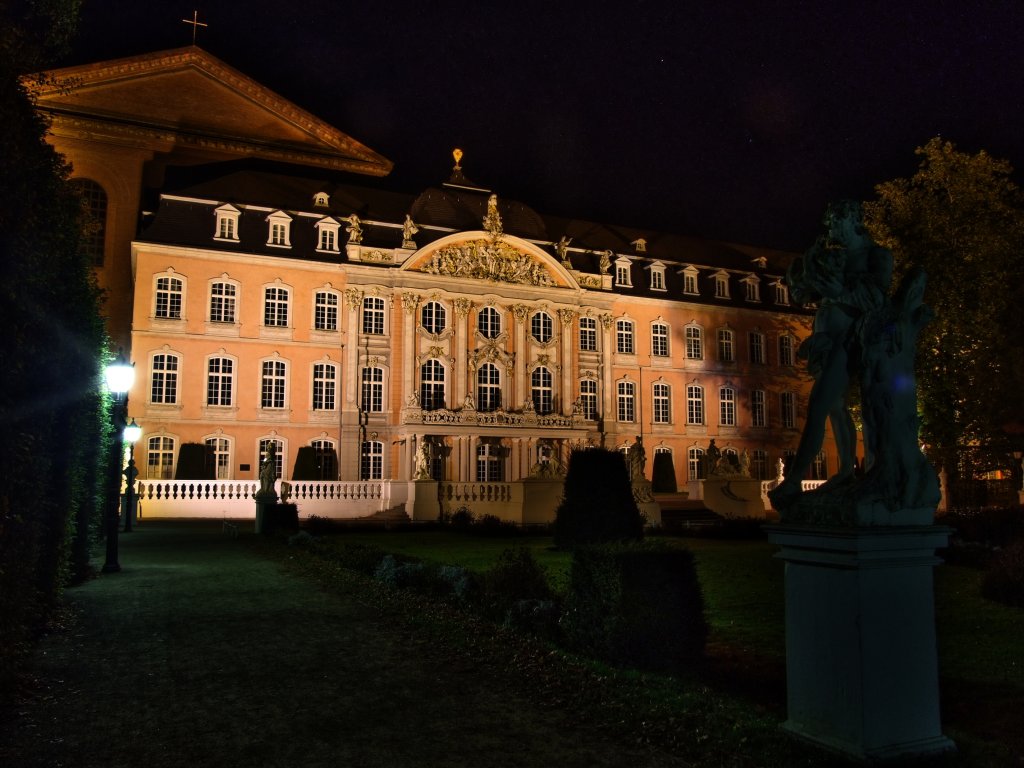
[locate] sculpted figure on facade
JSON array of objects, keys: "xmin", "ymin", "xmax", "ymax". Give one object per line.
[
  {"xmin": 555, "ymin": 236, "xmax": 572, "ymax": 265},
  {"xmin": 402, "ymin": 214, "xmax": 419, "ymax": 247},
  {"xmin": 345, "ymin": 213, "xmax": 363, "ymax": 244},
  {"xmin": 599, "ymin": 250, "xmax": 613, "ymax": 274},
  {"xmin": 483, "ymin": 193, "xmax": 503, "ymax": 236}
]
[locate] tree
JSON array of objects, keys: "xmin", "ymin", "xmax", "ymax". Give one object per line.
[{"xmin": 864, "ymin": 138, "xmax": 1024, "ymax": 505}]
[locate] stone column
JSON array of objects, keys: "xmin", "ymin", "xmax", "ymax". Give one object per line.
[
  {"xmin": 599, "ymin": 313, "xmax": 614, "ymax": 421},
  {"xmin": 454, "ymin": 298, "xmax": 471, "ymax": 407},
  {"xmin": 558, "ymin": 308, "xmax": 576, "ymax": 415},
  {"xmin": 764, "ymin": 524, "xmax": 955, "ymax": 762},
  {"xmin": 400, "ymin": 292, "xmax": 419, "ymax": 406},
  {"xmin": 511, "ymin": 304, "xmax": 528, "ymax": 408},
  {"xmin": 344, "ymin": 288, "xmax": 362, "ymax": 407}
]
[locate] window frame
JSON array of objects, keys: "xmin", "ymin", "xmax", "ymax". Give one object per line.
[
  {"xmin": 719, "ymin": 386, "xmax": 736, "ymax": 427},
  {"xmin": 617, "ymin": 380, "xmax": 635, "ymax": 422},
  {"xmin": 209, "ymin": 280, "xmax": 238, "ymax": 324},
  {"xmin": 312, "ymin": 362, "xmax": 338, "ymax": 411},
  {"xmin": 150, "ymin": 352, "xmax": 180, "ymax": 405},
  {"xmin": 615, "ymin": 319, "xmax": 635, "ymax": 355},
  {"xmin": 360, "ymin": 366, "xmax": 384, "ymax": 413},
  {"xmin": 154, "ymin": 275, "xmax": 184, "ymax": 320},
  {"xmin": 717, "ymin": 328, "xmax": 735, "ymax": 362},
  {"xmin": 686, "ymin": 384, "xmax": 705, "ymax": 425},
  {"xmin": 260, "ymin": 359, "xmax": 288, "ymax": 410},
  {"xmin": 421, "ymin": 300, "xmax": 447, "ymax": 335},
  {"xmin": 477, "ymin": 363, "xmax": 501, "ymax": 412},
  {"xmin": 420, "ymin": 359, "xmax": 446, "ymax": 411},
  {"xmin": 653, "ymin": 382, "xmax": 671, "ymax": 424},
  {"xmin": 478, "ymin": 306, "xmax": 502, "ymax": 339},
  {"xmin": 362, "ymin": 296, "xmax": 386, "ymax": 335},
  {"xmin": 205, "ymin": 356, "xmax": 234, "ymax": 407},
  {"xmin": 685, "ymin": 325, "xmax": 704, "ymax": 360},
  {"xmin": 263, "ymin": 286, "xmax": 290, "ymax": 328},
  {"xmin": 578, "ymin": 316, "xmax": 597, "ymax": 352},
  {"xmin": 651, "ymin": 321, "xmax": 669, "ymax": 358}
]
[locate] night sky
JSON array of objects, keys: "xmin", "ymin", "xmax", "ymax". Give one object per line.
[{"xmin": 60, "ymin": 1, "xmax": 1024, "ymax": 251}]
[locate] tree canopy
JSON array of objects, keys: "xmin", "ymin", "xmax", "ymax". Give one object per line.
[{"xmin": 864, "ymin": 138, "xmax": 1024, "ymax": 497}]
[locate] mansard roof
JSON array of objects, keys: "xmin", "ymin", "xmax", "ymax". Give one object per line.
[{"xmin": 28, "ymin": 47, "xmax": 392, "ymax": 176}]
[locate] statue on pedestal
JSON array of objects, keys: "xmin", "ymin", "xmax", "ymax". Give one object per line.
[{"xmin": 258, "ymin": 443, "xmax": 279, "ymax": 502}]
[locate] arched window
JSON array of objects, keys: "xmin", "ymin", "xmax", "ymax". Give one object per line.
[
  {"xmin": 685, "ymin": 326, "xmax": 703, "ymax": 359},
  {"xmin": 155, "ymin": 275, "xmax": 184, "ymax": 319},
  {"xmin": 718, "ymin": 329, "xmax": 735, "ymax": 362},
  {"xmin": 151, "ymin": 353, "xmax": 179, "ymax": 404},
  {"xmin": 579, "ymin": 379, "xmax": 598, "ymax": 420},
  {"xmin": 719, "ymin": 386, "xmax": 736, "ymax": 426},
  {"xmin": 264, "ymin": 286, "xmax": 290, "ymax": 327},
  {"xmin": 206, "ymin": 357, "xmax": 233, "ymax": 406},
  {"xmin": 616, "ymin": 319, "xmax": 635, "ymax": 354},
  {"xmin": 653, "ymin": 382, "xmax": 671, "ymax": 424},
  {"xmin": 204, "ymin": 436, "xmax": 232, "ymax": 479},
  {"xmin": 531, "ymin": 366, "xmax": 553, "ymax": 415},
  {"xmin": 477, "ymin": 363, "xmax": 501, "ymax": 412},
  {"xmin": 688, "ymin": 447, "xmax": 706, "ymax": 481},
  {"xmin": 147, "ymin": 436, "xmax": 176, "ymax": 479},
  {"xmin": 476, "ymin": 442, "xmax": 503, "ymax": 482},
  {"xmin": 360, "ymin": 366, "xmax": 384, "ymax": 413},
  {"xmin": 779, "ymin": 334, "xmax": 795, "ymax": 366},
  {"xmin": 210, "ymin": 281, "xmax": 237, "ymax": 324},
  {"xmin": 531, "ymin": 311, "xmax": 553, "ymax": 343},
  {"xmin": 420, "ymin": 359, "xmax": 445, "ymax": 411},
  {"xmin": 617, "ymin": 380, "xmax": 635, "ymax": 422},
  {"xmin": 70, "ymin": 179, "xmax": 108, "ymax": 266},
  {"xmin": 314, "ymin": 291, "xmax": 339, "ymax": 331},
  {"xmin": 478, "ymin": 306, "xmax": 501, "ymax": 339},
  {"xmin": 421, "ymin": 301, "xmax": 446, "ymax": 334},
  {"xmin": 578, "ymin": 316, "xmax": 597, "ymax": 351},
  {"xmin": 686, "ymin": 384, "xmax": 704, "ymax": 425},
  {"xmin": 361, "ymin": 440, "xmax": 383, "ymax": 480},
  {"xmin": 312, "ymin": 362, "xmax": 337, "ymax": 411},
  {"xmin": 362, "ymin": 296, "xmax": 386, "ymax": 335},
  {"xmin": 651, "ymin": 322, "xmax": 669, "ymax": 357},
  {"xmin": 312, "ymin": 439, "xmax": 338, "ymax": 480},
  {"xmin": 261, "ymin": 360, "xmax": 288, "ymax": 409}
]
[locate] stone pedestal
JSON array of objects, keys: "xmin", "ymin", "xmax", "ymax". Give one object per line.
[
  {"xmin": 254, "ymin": 490, "xmax": 278, "ymax": 534},
  {"xmin": 407, "ymin": 480, "xmax": 439, "ymax": 522},
  {"xmin": 703, "ymin": 477, "xmax": 766, "ymax": 519},
  {"xmin": 631, "ymin": 479, "xmax": 662, "ymax": 525},
  {"xmin": 765, "ymin": 524, "xmax": 955, "ymax": 762}
]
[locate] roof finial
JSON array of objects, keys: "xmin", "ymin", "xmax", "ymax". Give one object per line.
[
  {"xmin": 182, "ymin": 10, "xmax": 208, "ymax": 45},
  {"xmin": 453, "ymin": 148, "xmax": 463, "ymax": 171}
]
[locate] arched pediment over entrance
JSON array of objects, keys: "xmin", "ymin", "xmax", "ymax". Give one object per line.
[{"xmin": 401, "ymin": 231, "xmax": 580, "ymax": 290}]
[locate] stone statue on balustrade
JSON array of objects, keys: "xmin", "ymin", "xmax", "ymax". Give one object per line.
[
  {"xmin": 257, "ymin": 443, "xmax": 279, "ymax": 502},
  {"xmin": 413, "ymin": 441, "xmax": 432, "ymax": 480},
  {"xmin": 768, "ymin": 200, "xmax": 940, "ymax": 525}
]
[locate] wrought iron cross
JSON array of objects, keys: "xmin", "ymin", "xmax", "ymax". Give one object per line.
[{"xmin": 182, "ymin": 10, "xmax": 208, "ymax": 45}]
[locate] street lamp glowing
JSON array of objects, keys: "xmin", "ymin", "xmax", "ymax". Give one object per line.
[
  {"xmin": 123, "ymin": 418, "xmax": 142, "ymax": 444},
  {"xmin": 105, "ymin": 356, "xmax": 135, "ymax": 394}
]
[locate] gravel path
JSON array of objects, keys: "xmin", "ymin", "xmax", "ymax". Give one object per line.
[{"xmin": 1, "ymin": 523, "xmax": 682, "ymax": 768}]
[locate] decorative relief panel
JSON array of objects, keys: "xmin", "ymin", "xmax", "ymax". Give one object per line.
[{"xmin": 420, "ymin": 239, "xmax": 556, "ymax": 287}]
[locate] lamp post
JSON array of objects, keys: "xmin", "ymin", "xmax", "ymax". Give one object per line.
[
  {"xmin": 123, "ymin": 418, "xmax": 142, "ymax": 532},
  {"xmin": 103, "ymin": 354, "xmax": 135, "ymax": 573}
]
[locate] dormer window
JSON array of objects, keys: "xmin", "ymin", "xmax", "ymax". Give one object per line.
[
  {"xmin": 648, "ymin": 261, "xmax": 666, "ymax": 291},
  {"xmin": 266, "ymin": 211, "xmax": 292, "ymax": 248},
  {"xmin": 713, "ymin": 271, "xmax": 730, "ymax": 299},
  {"xmin": 774, "ymin": 281, "xmax": 789, "ymax": 305},
  {"xmin": 615, "ymin": 257, "xmax": 632, "ymax": 288},
  {"xmin": 681, "ymin": 266, "xmax": 699, "ymax": 295},
  {"xmin": 632, "ymin": 238, "xmax": 647, "ymax": 253},
  {"xmin": 213, "ymin": 204, "xmax": 240, "ymax": 242},
  {"xmin": 743, "ymin": 275, "xmax": 761, "ymax": 302},
  {"xmin": 313, "ymin": 191, "xmax": 330, "ymax": 208},
  {"xmin": 315, "ymin": 217, "xmax": 341, "ymax": 253}
]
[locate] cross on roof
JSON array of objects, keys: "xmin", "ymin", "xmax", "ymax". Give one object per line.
[{"xmin": 182, "ymin": 10, "xmax": 208, "ymax": 45}]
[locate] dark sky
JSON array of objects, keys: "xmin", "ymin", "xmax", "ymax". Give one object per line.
[{"xmin": 62, "ymin": 0, "xmax": 1024, "ymax": 251}]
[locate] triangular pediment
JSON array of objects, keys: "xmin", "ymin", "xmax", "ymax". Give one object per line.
[
  {"xmin": 404, "ymin": 232, "xmax": 578, "ymax": 289},
  {"xmin": 28, "ymin": 47, "xmax": 391, "ymax": 176}
]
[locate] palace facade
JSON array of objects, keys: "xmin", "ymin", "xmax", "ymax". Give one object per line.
[{"xmin": 31, "ymin": 47, "xmax": 830, "ymax": 501}]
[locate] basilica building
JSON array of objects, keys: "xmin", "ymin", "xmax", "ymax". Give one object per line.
[{"xmin": 30, "ymin": 47, "xmax": 828, "ymax": 509}]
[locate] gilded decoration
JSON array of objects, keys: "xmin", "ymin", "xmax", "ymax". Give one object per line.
[
  {"xmin": 401, "ymin": 292, "xmax": 420, "ymax": 314},
  {"xmin": 453, "ymin": 297, "xmax": 472, "ymax": 316},
  {"xmin": 599, "ymin": 313, "xmax": 613, "ymax": 330},
  {"xmin": 510, "ymin": 304, "xmax": 529, "ymax": 323},
  {"xmin": 577, "ymin": 274, "xmax": 601, "ymax": 288},
  {"xmin": 362, "ymin": 249, "xmax": 393, "ymax": 263},
  {"xmin": 421, "ymin": 239, "xmax": 555, "ymax": 287},
  {"xmin": 483, "ymin": 194, "xmax": 503, "ymax": 236},
  {"xmin": 344, "ymin": 288, "xmax": 362, "ymax": 311},
  {"xmin": 557, "ymin": 308, "xmax": 577, "ymax": 326}
]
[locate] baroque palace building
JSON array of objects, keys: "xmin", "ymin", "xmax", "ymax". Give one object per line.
[{"xmin": 31, "ymin": 47, "xmax": 831, "ymax": 499}]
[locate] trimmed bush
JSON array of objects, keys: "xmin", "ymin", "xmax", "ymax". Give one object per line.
[
  {"xmin": 651, "ymin": 451, "xmax": 678, "ymax": 493},
  {"xmin": 175, "ymin": 442, "xmax": 214, "ymax": 480},
  {"xmin": 940, "ymin": 507, "xmax": 1024, "ymax": 547},
  {"xmin": 554, "ymin": 448, "xmax": 643, "ymax": 548},
  {"xmin": 561, "ymin": 541, "xmax": 707, "ymax": 672},
  {"xmin": 981, "ymin": 541, "xmax": 1024, "ymax": 607},
  {"xmin": 485, "ymin": 547, "xmax": 553, "ymax": 607}
]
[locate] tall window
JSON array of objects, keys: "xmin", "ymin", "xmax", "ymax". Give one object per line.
[
  {"xmin": 218, "ymin": 215, "xmax": 236, "ymax": 240},
  {"xmin": 812, "ymin": 452, "xmax": 828, "ymax": 480},
  {"xmin": 264, "ymin": 286, "xmax": 289, "ymax": 327},
  {"xmin": 151, "ymin": 353, "xmax": 179, "ymax": 404},
  {"xmin": 752, "ymin": 449, "xmax": 769, "ymax": 480},
  {"xmin": 579, "ymin": 316, "xmax": 597, "ymax": 351},
  {"xmin": 616, "ymin": 319, "xmax": 635, "ymax": 354},
  {"xmin": 146, "ymin": 436, "xmax": 175, "ymax": 479},
  {"xmin": 531, "ymin": 311, "xmax": 553, "ymax": 343},
  {"xmin": 155, "ymin": 276, "xmax": 183, "ymax": 319},
  {"xmin": 615, "ymin": 262, "xmax": 631, "ymax": 287},
  {"xmin": 421, "ymin": 301, "xmax": 446, "ymax": 334},
  {"xmin": 685, "ymin": 326, "xmax": 703, "ymax": 360},
  {"xmin": 259, "ymin": 439, "xmax": 284, "ymax": 479},
  {"xmin": 316, "ymin": 220, "xmax": 339, "ymax": 252},
  {"xmin": 477, "ymin": 363, "xmax": 501, "ymax": 412},
  {"xmin": 312, "ymin": 363, "xmax": 337, "ymax": 411},
  {"xmin": 714, "ymin": 274, "xmax": 729, "ymax": 298},
  {"xmin": 751, "ymin": 389, "xmax": 767, "ymax": 427},
  {"xmin": 651, "ymin": 322, "xmax": 669, "ymax": 357},
  {"xmin": 312, "ymin": 439, "xmax": 338, "ymax": 480},
  {"xmin": 749, "ymin": 331, "xmax": 766, "ymax": 364},
  {"xmin": 210, "ymin": 282, "xmax": 236, "ymax": 323},
  {"xmin": 718, "ymin": 329, "xmax": 735, "ymax": 362},
  {"xmin": 420, "ymin": 359, "xmax": 445, "ymax": 411},
  {"xmin": 686, "ymin": 384, "xmax": 704, "ymax": 425},
  {"xmin": 650, "ymin": 266, "xmax": 666, "ymax": 290},
  {"xmin": 206, "ymin": 357, "xmax": 233, "ymax": 406},
  {"xmin": 688, "ymin": 447, "xmax": 706, "ymax": 480},
  {"xmin": 205, "ymin": 437, "xmax": 231, "ymax": 479},
  {"xmin": 476, "ymin": 442, "xmax": 503, "ymax": 482},
  {"xmin": 314, "ymin": 291, "xmax": 338, "ymax": 331},
  {"xmin": 261, "ymin": 360, "xmax": 287, "ymax": 409},
  {"xmin": 579, "ymin": 379, "xmax": 597, "ymax": 420},
  {"xmin": 71, "ymin": 179, "xmax": 107, "ymax": 266},
  {"xmin": 361, "ymin": 441, "xmax": 383, "ymax": 480},
  {"xmin": 719, "ymin": 386, "xmax": 736, "ymax": 426},
  {"xmin": 653, "ymin": 382, "xmax": 671, "ymax": 424},
  {"xmin": 267, "ymin": 212, "xmax": 291, "ymax": 247},
  {"xmin": 683, "ymin": 270, "xmax": 699, "ymax": 295},
  {"xmin": 617, "ymin": 381, "xmax": 635, "ymax": 422},
  {"xmin": 478, "ymin": 307, "xmax": 501, "ymax": 339},
  {"xmin": 744, "ymin": 279, "xmax": 760, "ymax": 302},
  {"xmin": 362, "ymin": 296, "xmax": 385, "ymax": 335},
  {"xmin": 360, "ymin": 366, "xmax": 383, "ymax": 413},
  {"xmin": 531, "ymin": 366, "xmax": 553, "ymax": 415},
  {"xmin": 779, "ymin": 335, "xmax": 794, "ymax": 366},
  {"xmin": 781, "ymin": 391, "xmax": 796, "ymax": 428},
  {"xmin": 775, "ymin": 282, "xmax": 789, "ymax": 305}
]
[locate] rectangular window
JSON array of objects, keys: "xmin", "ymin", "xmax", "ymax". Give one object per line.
[
  {"xmin": 652, "ymin": 323, "xmax": 669, "ymax": 357},
  {"xmin": 361, "ymin": 441, "xmax": 383, "ymax": 480},
  {"xmin": 717, "ymin": 329, "xmax": 734, "ymax": 362},
  {"xmin": 715, "ymin": 276, "xmax": 729, "ymax": 298},
  {"xmin": 686, "ymin": 385, "xmax": 704, "ymax": 425},
  {"xmin": 218, "ymin": 217, "xmax": 235, "ymax": 240},
  {"xmin": 476, "ymin": 443, "xmax": 503, "ymax": 482},
  {"xmin": 270, "ymin": 222, "xmax": 288, "ymax": 246},
  {"xmin": 264, "ymin": 287, "xmax": 289, "ymax": 327},
  {"xmin": 751, "ymin": 390, "xmax": 766, "ymax": 427},
  {"xmin": 616, "ymin": 320, "xmax": 634, "ymax": 355},
  {"xmin": 579, "ymin": 317, "xmax": 597, "ymax": 352},
  {"xmin": 752, "ymin": 449, "xmax": 769, "ymax": 480},
  {"xmin": 688, "ymin": 447, "xmax": 705, "ymax": 481},
  {"xmin": 319, "ymin": 228, "xmax": 336, "ymax": 251},
  {"xmin": 313, "ymin": 363, "xmax": 337, "ymax": 411},
  {"xmin": 781, "ymin": 392, "xmax": 796, "ymax": 428},
  {"xmin": 205, "ymin": 437, "xmax": 231, "ymax": 479},
  {"xmin": 579, "ymin": 379, "xmax": 597, "ymax": 420},
  {"xmin": 362, "ymin": 297, "xmax": 385, "ymax": 335},
  {"xmin": 360, "ymin": 367, "xmax": 383, "ymax": 413},
  {"xmin": 685, "ymin": 327, "xmax": 703, "ymax": 360},
  {"xmin": 683, "ymin": 272, "xmax": 698, "ymax": 294},
  {"xmin": 775, "ymin": 283, "xmax": 789, "ymax": 305},
  {"xmin": 261, "ymin": 360, "xmax": 287, "ymax": 409},
  {"xmin": 749, "ymin": 331, "xmax": 765, "ymax": 364},
  {"xmin": 616, "ymin": 263, "xmax": 631, "ymax": 287},
  {"xmin": 151, "ymin": 354, "xmax": 178, "ymax": 404},
  {"xmin": 650, "ymin": 269, "xmax": 665, "ymax": 290},
  {"xmin": 210, "ymin": 282, "xmax": 236, "ymax": 323},
  {"xmin": 779, "ymin": 335, "xmax": 794, "ymax": 366},
  {"xmin": 719, "ymin": 387, "xmax": 736, "ymax": 426},
  {"xmin": 617, "ymin": 381, "xmax": 635, "ymax": 422},
  {"xmin": 653, "ymin": 383, "xmax": 670, "ymax": 424},
  {"xmin": 155, "ymin": 277, "xmax": 183, "ymax": 319},
  {"xmin": 206, "ymin": 358, "xmax": 233, "ymax": 406},
  {"xmin": 147, "ymin": 436, "xmax": 175, "ymax": 479},
  {"xmin": 315, "ymin": 291, "xmax": 338, "ymax": 331},
  {"xmin": 745, "ymin": 280, "xmax": 760, "ymax": 302}
]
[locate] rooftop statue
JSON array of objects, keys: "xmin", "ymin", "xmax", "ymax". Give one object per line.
[{"xmin": 768, "ymin": 201, "xmax": 940, "ymax": 525}]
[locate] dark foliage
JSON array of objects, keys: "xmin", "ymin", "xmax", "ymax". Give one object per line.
[
  {"xmin": 175, "ymin": 443, "xmax": 214, "ymax": 480},
  {"xmin": 651, "ymin": 451, "xmax": 678, "ymax": 493},
  {"xmin": 553, "ymin": 448, "xmax": 643, "ymax": 548},
  {"xmin": 981, "ymin": 542, "xmax": 1024, "ymax": 608},
  {"xmin": 939, "ymin": 507, "xmax": 1024, "ymax": 548},
  {"xmin": 561, "ymin": 541, "xmax": 707, "ymax": 673},
  {"xmin": 291, "ymin": 445, "xmax": 338, "ymax": 480}
]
